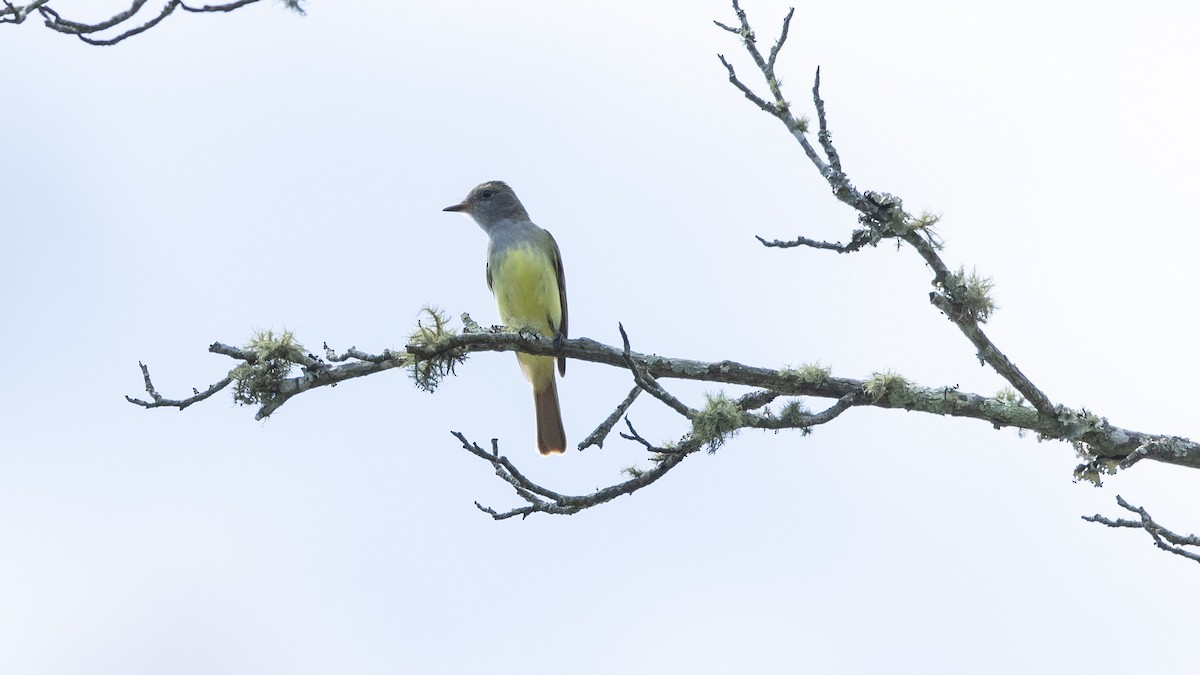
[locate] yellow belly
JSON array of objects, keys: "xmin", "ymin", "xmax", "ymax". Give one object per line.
[{"xmin": 490, "ymin": 244, "xmax": 562, "ymax": 338}]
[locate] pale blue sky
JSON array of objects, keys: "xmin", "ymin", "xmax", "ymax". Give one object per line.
[{"xmin": 3, "ymin": 1, "xmax": 1200, "ymax": 673}]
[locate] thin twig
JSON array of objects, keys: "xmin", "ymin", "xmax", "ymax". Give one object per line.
[
  {"xmin": 737, "ymin": 389, "xmax": 780, "ymax": 411},
  {"xmin": 755, "ymin": 233, "xmax": 874, "ymax": 253},
  {"xmin": 618, "ymin": 323, "xmax": 694, "ymax": 419},
  {"xmin": 578, "ymin": 386, "xmax": 642, "ymax": 451},
  {"xmin": 1083, "ymin": 496, "xmax": 1200, "ymax": 564},
  {"xmin": 766, "ymin": 7, "xmax": 794, "ymax": 74},
  {"xmin": 716, "ymin": 54, "xmax": 776, "ymax": 115},
  {"xmin": 453, "ymin": 431, "xmax": 690, "ymax": 519},
  {"xmin": 812, "ymin": 66, "xmax": 842, "ymax": 175},
  {"xmin": 124, "ymin": 361, "xmax": 233, "ymax": 410}
]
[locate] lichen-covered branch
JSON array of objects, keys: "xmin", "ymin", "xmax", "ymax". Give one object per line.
[
  {"xmin": 715, "ymin": 2, "xmax": 1130, "ymax": 457},
  {"xmin": 2, "ymin": 0, "xmax": 302, "ymax": 44},
  {"xmin": 718, "ymin": 1, "xmax": 1055, "ymax": 419},
  {"xmin": 127, "ymin": 315, "xmax": 1200, "ymax": 473},
  {"xmin": 716, "ymin": 1, "xmax": 1200, "ymax": 558}
]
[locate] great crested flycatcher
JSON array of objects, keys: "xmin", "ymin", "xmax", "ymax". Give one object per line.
[{"xmin": 443, "ymin": 181, "xmax": 568, "ymax": 455}]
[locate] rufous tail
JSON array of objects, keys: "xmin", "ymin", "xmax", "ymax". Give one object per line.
[{"xmin": 533, "ymin": 378, "xmax": 566, "ymax": 455}]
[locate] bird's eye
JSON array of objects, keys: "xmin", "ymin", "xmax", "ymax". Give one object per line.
[{"xmin": 480, "ymin": 190, "xmax": 494, "ymax": 199}]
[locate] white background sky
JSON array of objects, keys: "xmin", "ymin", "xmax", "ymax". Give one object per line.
[{"xmin": 4, "ymin": 1, "xmax": 1200, "ymax": 672}]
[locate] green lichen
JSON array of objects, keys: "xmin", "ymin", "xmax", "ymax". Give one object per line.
[
  {"xmin": 993, "ymin": 386, "xmax": 1023, "ymax": 405},
  {"xmin": 1056, "ymin": 405, "xmax": 1114, "ymax": 486},
  {"xmin": 621, "ymin": 465, "xmax": 645, "ymax": 479},
  {"xmin": 788, "ymin": 114, "xmax": 810, "ymax": 133},
  {"xmin": 408, "ymin": 305, "xmax": 460, "ymax": 392},
  {"xmin": 779, "ymin": 399, "xmax": 815, "ymax": 436},
  {"xmin": 230, "ymin": 329, "xmax": 306, "ymax": 407},
  {"xmin": 1073, "ymin": 458, "xmax": 1120, "ymax": 487},
  {"xmin": 779, "ymin": 399, "xmax": 812, "ymax": 423},
  {"xmin": 863, "ymin": 370, "xmax": 911, "ymax": 403},
  {"xmin": 909, "ymin": 210, "xmax": 941, "ymax": 231},
  {"xmin": 691, "ymin": 392, "xmax": 744, "ymax": 453},
  {"xmin": 980, "ymin": 388, "xmax": 1038, "ymax": 431},
  {"xmin": 907, "ymin": 210, "xmax": 945, "ymax": 249},
  {"xmin": 944, "ymin": 266, "xmax": 997, "ymax": 323},
  {"xmin": 782, "ymin": 362, "xmax": 830, "ymax": 386}
]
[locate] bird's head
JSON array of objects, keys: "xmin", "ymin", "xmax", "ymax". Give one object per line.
[{"xmin": 443, "ymin": 181, "xmax": 529, "ymax": 229}]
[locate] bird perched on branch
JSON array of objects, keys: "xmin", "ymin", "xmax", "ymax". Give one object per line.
[{"xmin": 444, "ymin": 181, "xmax": 568, "ymax": 455}]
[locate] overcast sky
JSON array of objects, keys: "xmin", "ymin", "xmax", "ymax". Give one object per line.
[{"xmin": 4, "ymin": 1, "xmax": 1200, "ymax": 673}]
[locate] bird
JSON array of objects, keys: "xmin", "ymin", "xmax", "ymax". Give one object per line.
[{"xmin": 443, "ymin": 181, "xmax": 568, "ymax": 455}]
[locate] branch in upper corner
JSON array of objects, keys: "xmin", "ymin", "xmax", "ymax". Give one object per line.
[
  {"xmin": 0, "ymin": 0, "xmax": 47, "ymax": 24},
  {"xmin": 13, "ymin": 0, "xmax": 302, "ymax": 45},
  {"xmin": 181, "ymin": 0, "xmax": 280, "ymax": 13},
  {"xmin": 1083, "ymin": 495, "xmax": 1200, "ymax": 564}
]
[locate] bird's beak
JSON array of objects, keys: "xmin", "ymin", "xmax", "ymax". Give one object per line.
[{"xmin": 443, "ymin": 202, "xmax": 467, "ymax": 213}]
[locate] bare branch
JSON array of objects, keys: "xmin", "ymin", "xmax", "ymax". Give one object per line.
[
  {"xmin": 716, "ymin": 54, "xmax": 776, "ymax": 116},
  {"xmin": 618, "ymin": 417, "xmax": 671, "ymax": 453},
  {"xmin": 766, "ymin": 7, "xmax": 794, "ymax": 74},
  {"xmin": 736, "ymin": 389, "xmax": 780, "ymax": 411},
  {"xmin": 0, "ymin": 0, "xmax": 50, "ymax": 24},
  {"xmin": 812, "ymin": 66, "xmax": 843, "ymax": 175},
  {"xmin": 806, "ymin": 393, "xmax": 857, "ymax": 424},
  {"xmin": 577, "ymin": 386, "xmax": 642, "ymax": 451},
  {"xmin": 618, "ymin": 323, "xmax": 694, "ymax": 419},
  {"xmin": 755, "ymin": 232, "xmax": 876, "ymax": 254},
  {"xmin": 453, "ymin": 431, "xmax": 690, "ymax": 519},
  {"xmin": 181, "ymin": 0, "xmax": 264, "ymax": 12},
  {"xmin": 124, "ymin": 361, "xmax": 232, "ymax": 410},
  {"xmin": 1083, "ymin": 496, "xmax": 1200, "ymax": 564}
]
